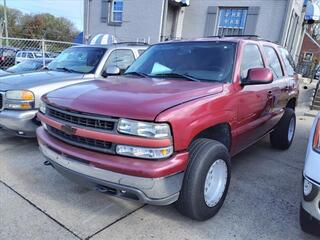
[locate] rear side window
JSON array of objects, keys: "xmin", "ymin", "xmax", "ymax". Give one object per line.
[
  {"xmin": 279, "ymin": 48, "xmax": 295, "ymax": 76},
  {"xmin": 27, "ymin": 53, "xmax": 34, "ymax": 58},
  {"xmin": 21, "ymin": 52, "xmax": 27, "ymax": 58},
  {"xmin": 263, "ymin": 46, "xmax": 283, "ymax": 79},
  {"xmin": 241, "ymin": 44, "xmax": 264, "ymax": 79}
]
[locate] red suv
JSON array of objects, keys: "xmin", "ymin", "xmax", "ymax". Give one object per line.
[{"xmin": 37, "ymin": 36, "xmax": 299, "ymax": 221}]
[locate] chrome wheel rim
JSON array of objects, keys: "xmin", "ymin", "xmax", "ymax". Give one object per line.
[
  {"xmin": 204, "ymin": 159, "xmax": 228, "ymax": 207},
  {"xmin": 288, "ymin": 117, "xmax": 295, "ymax": 142}
]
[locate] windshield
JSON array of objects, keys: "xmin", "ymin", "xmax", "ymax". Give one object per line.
[
  {"xmin": 125, "ymin": 41, "xmax": 236, "ymax": 82},
  {"xmin": 7, "ymin": 60, "xmax": 43, "ymax": 73},
  {"xmin": 48, "ymin": 47, "xmax": 106, "ymax": 74}
]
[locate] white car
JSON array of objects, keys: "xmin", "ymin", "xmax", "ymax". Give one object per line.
[
  {"xmin": 300, "ymin": 113, "xmax": 320, "ymax": 235},
  {"xmin": 15, "ymin": 51, "xmax": 53, "ymax": 64}
]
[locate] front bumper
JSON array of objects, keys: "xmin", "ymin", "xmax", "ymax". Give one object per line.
[
  {"xmin": 37, "ymin": 127, "xmax": 187, "ymax": 205},
  {"xmin": 302, "ymin": 175, "xmax": 320, "ymax": 222},
  {"xmin": 0, "ymin": 109, "xmax": 39, "ymax": 137}
]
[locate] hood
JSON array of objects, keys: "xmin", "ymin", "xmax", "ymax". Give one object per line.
[
  {"xmin": 0, "ymin": 70, "xmax": 85, "ymax": 91},
  {"xmin": 45, "ymin": 76, "xmax": 223, "ymax": 121}
]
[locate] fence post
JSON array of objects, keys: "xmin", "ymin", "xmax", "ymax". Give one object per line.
[{"xmin": 41, "ymin": 39, "xmax": 45, "ymax": 67}]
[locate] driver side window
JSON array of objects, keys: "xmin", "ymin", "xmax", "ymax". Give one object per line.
[
  {"xmin": 104, "ymin": 49, "xmax": 135, "ymax": 72},
  {"xmin": 240, "ymin": 44, "xmax": 264, "ymax": 79}
]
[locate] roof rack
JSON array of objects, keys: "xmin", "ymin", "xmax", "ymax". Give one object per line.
[
  {"xmin": 113, "ymin": 41, "xmax": 149, "ymax": 46},
  {"xmin": 207, "ymin": 34, "xmax": 275, "ymax": 43}
]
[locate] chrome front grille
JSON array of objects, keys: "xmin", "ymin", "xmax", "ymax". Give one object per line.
[
  {"xmin": 46, "ymin": 105, "xmax": 117, "ymax": 132},
  {"xmin": 47, "ymin": 126, "xmax": 115, "ymax": 154}
]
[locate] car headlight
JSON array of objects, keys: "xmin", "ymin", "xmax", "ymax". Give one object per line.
[
  {"xmin": 5, "ymin": 90, "xmax": 35, "ymax": 110},
  {"xmin": 313, "ymin": 119, "xmax": 320, "ymax": 152},
  {"xmin": 117, "ymin": 119, "xmax": 171, "ymax": 139},
  {"xmin": 116, "ymin": 145, "xmax": 173, "ymax": 159},
  {"xmin": 39, "ymin": 100, "xmax": 46, "ymax": 114}
]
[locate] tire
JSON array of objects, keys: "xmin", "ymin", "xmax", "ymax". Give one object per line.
[
  {"xmin": 300, "ymin": 206, "xmax": 320, "ymax": 236},
  {"xmin": 270, "ymin": 108, "xmax": 296, "ymax": 150},
  {"xmin": 175, "ymin": 138, "xmax": 231, "ymax": 221}
]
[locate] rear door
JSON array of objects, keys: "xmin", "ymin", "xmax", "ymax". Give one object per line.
[
  {"xmin": 279, "ymin": 47, "xmax": 298, "ymax": 106},
  {"xmin": 262, "ymin": 44, "xmax": 287, "ymax": 128}
]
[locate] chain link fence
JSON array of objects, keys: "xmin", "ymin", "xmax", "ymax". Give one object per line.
[{"xmin": 0, "ymin": 37, "xmax": 81, "ymax": 69}]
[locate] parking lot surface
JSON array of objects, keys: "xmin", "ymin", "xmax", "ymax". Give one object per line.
[{"xmin": 0, "ymin": 82, "xmax": 319, "ymax": 240}]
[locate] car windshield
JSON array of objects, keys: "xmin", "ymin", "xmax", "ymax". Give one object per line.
[
  {"xmin": 125, "ymin": 41, "xmax": 236, "ymax": 82},
  {"xmin": 47, "ymin": 47, "xmax": 106, "ymax": 74},
  {"xmin": 7, "ymin": 60, "xmax": 43, "ymax": 73}
]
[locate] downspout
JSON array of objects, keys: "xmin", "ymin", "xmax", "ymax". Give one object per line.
[
  {"xmin": 85, "ymin": 0, "xmax": 91, "ymax": 44},
  {"xmin": 160, "ymin": 0, "xmax": 168, "ymax": 42},
  {"xmin": 281, "ymin": 0, "xmax": 294, "ymax": 46}
]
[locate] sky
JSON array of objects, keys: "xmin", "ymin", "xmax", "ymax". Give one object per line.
[{"xmin": 5, "ymin": 0, "xmax": 84, "ymax": 31}]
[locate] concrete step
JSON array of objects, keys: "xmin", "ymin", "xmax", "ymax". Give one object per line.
[
  {"xmin": 312, "ymin": 105, "xmax": 320, "ymax": 111},
  {"xmin": 314, "ymin": 100, "xmax": 320, "ymax": 106}
]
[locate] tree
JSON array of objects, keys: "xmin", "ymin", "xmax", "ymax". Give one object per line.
[{"xmin": 0, "ymin": 5, "xmax": 79, "ymax": 42}]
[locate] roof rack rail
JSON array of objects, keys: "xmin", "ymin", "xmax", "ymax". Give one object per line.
[
  {"xmin": 207, "ymin": 34, "xmax": 275, "ymax": 43},
  {"xmin": 113, "ymin": 41, "xmax": 149, "ymax": 46}
]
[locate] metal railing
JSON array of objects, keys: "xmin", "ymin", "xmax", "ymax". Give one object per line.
[{"xmin": 0, "ymin": 37, "xmax": 81, "ymax": 69}]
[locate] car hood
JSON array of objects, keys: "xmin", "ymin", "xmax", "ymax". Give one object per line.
[
  {"xmin": 45, "ymin": 76, "xmax": 224, "ymax": 121},
  {"xmin": 0, "ymin": 70, "xmax": 85, "ymax": 91}
]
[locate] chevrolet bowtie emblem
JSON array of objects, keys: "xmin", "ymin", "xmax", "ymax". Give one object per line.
[{"xmin": 61, "ymin": 125, "xmax": 76, "ymax": 135}]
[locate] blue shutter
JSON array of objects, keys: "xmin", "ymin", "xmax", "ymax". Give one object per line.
[{"xmin": 101, "ymin": 0, "xmax": 109, "ymax": 23}]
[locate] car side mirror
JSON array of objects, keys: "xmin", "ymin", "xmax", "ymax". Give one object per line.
[
  {"xmin": 242, "ymin": 68, "xmax": 273, "ymax": 85},
  {"xmin": 102, "ymin": 66, "xmax": 121, "ymax": 78}
]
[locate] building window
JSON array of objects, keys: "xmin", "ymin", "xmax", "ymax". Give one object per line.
[
  {"xmin": 111, "ymin": 0, "xmax": 123, "ymax": 23},
  {"xmin": 218, "ymin": 8, "xmax": 248, "ymax": 36}
]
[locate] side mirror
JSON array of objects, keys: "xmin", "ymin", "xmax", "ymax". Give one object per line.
[
  {"xmin": 102, "ymin": 66, "xmax": 121, "ymax": 78},
  {"xmin": 242, "ymin": 68, "xmax": 273, "ymax": 85}
]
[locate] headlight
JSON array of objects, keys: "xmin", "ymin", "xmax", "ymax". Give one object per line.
[
  {"xmin": 117, "ymin": 119, "xmax": 171, "ymax": 139},
  {"xmin": 39, "ymin": 100, "xmax": 46, "ymax": 114},
  {"xmin": 313, "ymin": 119, "xmax": 320, "ymax": 152},
  {"xmin": 116, "ymin": 145, "xmax": 173, "ymax": 159},
  {"xmin": 5, "ymin": 90, "xmax": 35, "ymax": 110}
]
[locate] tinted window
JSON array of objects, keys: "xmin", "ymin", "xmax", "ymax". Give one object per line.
[
  {"xmin": 21, "ymin": 52, "xmax": 27, "ymax": 58},
  {"xmin": 27, "ymin": 53, "xmax": 34, "ymax": 58},
  {"xmin": 48, "ymin": 47, "xmax": 106, "ymax": 74},
  {"xmin": 105, "ymin": 49, "xmax": 135, "ymax": 70},
  {"xmin": 241, "ymin": 44, "xmax": 264, "ymax": 79},
  {"xmin": 126, "ymin": 42, "xmax": 236, "ymax": 82},
  {"xmin": 280, "ymin": 48, "xmax": 295, "ymax": 76},
  {"xmin": 263, "ymin": 46, "xmax": 283, "ymax": 79}
]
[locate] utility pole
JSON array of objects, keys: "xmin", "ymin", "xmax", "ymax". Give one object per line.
[{"xmin": 3, "ymin": 0, "xmax": 8, "ymax": 45}]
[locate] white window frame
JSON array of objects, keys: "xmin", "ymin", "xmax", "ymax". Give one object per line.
[{"xmin": 110, "ymin": 0, "xmax": 123, "ymax": 23}]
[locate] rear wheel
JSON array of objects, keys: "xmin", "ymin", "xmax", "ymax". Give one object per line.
[
  {"xmin": 270, "ymin": 108, "xmax": 296, "ymax": 150},
  {"xmin": 175, "ymin": 138, "xmax": 231, "ymax": 221}
]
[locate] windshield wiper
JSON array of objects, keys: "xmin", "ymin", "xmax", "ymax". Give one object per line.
[
  {"xmin": 149, "ymin": 72, "xmax": 201, "ymax": 82},
  {"xmin": 55, "ymin": 67, "xmax": 78, "ymax": 73},
  {"xmin": 124, "ymin": 71, "xmax": 149, "ymax": 78}
]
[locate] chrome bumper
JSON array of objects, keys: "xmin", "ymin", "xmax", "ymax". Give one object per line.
[
  {"xmin": 0, "ymin": 109, "xmax": 39, "ymax": 137},
  {"xmin": 39, "ymin": 143, "xmax": 184, "ymax": 205},
  {"xmin": 302, "ymin": 175, "xmax": 320, "ymax": 222}
]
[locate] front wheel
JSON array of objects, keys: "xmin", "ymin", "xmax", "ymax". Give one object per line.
[
  {"xmin": 300, "ymin": 206, "xmax": 320, "ymax": 235},
  {"xmin": 175, "ymin": 138, "xmax": 231, "ymax": 221},
  {"xmin": 270, "ymin": 108, "xmax": 296, "ymax": 150}
]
